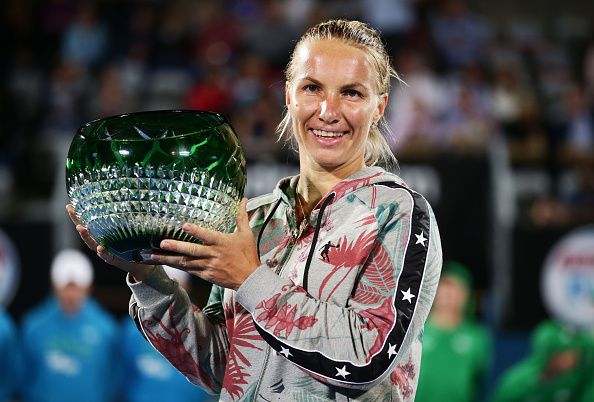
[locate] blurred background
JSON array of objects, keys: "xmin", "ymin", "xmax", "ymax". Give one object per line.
[{"xmin": 0, "ymin": 0, "xmax": 593, "ymax": 400}]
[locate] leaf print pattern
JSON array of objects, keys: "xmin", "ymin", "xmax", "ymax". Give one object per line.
[
  {"xmin": 258, "ymin": 219, "xmax": 286, "ymax": 256},
  {"xmin": 223, "ymin": 302, "xmax": 264, "ymax": 400},
  {"xmin": 358, "ymin": 297, "xmax": 396, "ymax": 361},
  {"xmin": 330, "ymin": 172, "xmax": 383, "ymax": 201},
  {"xmin": 317, "ymin": 229, "xmax": 377, "ymax": 300},
  {"xmin": 391, "ymin": 356, "xmax": 416, "ymax": 399},
  {"xmin": 353, "ymin": 241, "xmax": 395, "ymax": 304},
  {"xmin": 142, "ymin": 306, "xmax": 216, "ymax": 389},
  {"xmin": 255, "ymin": 286, "xmax": 318, "ymax": 338},
  {"xmin": 352, "ymin": 282, "xmax": 384, "ymax": 305}
]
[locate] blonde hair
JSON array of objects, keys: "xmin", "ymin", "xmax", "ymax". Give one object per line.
[{"xmin": 277, "ymin": 19, "xmax": 402, "ymax": 168}]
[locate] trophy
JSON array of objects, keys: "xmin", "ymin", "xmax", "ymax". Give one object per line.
[{"xmin": 66, "ymin": 110, "xmax": 246, "ymax": 263}]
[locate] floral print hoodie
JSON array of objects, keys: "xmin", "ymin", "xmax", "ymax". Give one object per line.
[{"xmin": 128, "ymin": 166, "xmax": 442, "ymax": 401}]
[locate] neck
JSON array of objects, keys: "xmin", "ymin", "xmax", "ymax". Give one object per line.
[
  {"xmin": 296, "ymin": 171, "xmax": 344, "ymax": 218},
  {"xmin": 298, "ymin": 159, "xmax": 366, "ymax": 207}
]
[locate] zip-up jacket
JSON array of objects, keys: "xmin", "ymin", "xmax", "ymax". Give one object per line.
[{"xmin": 128, "ymin": 166, "xmax": 443, "ymax": 401}]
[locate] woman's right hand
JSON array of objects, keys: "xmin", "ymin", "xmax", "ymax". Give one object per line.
[{"xmin": 66, "ymin": 204, "xmax": 155, "ymax": 281}]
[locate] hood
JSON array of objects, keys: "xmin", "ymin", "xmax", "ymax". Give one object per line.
[{"xmin": 272, "ymin": 166, "xmax": 407, "ymax": 213}]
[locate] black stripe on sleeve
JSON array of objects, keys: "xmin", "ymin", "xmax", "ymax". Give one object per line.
[{"xmin": 253, "ymin": 182, "xmax": 431, "ymax": 385}]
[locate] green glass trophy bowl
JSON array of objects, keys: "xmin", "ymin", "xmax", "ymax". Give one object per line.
[{"xmin": 66, "ymin": 110, "xmax": 246, "ymax": 263}]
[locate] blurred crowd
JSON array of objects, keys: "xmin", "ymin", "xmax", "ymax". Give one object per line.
[
  {"xmin": 0, "ymin": 0, "xmax": 593, "ymax": 228},
  {"xmin": 1, "ymin": 249, "xmax": 217, "ymax": 402},
  {"xmin": 2, "ymin": 249, "xmax": 592, "ymax": 402}
]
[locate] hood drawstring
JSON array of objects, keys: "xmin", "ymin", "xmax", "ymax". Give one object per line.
[
  {"xmin": 256, "ymin": 192, "xmax": 335, "ymax": 292},
  {"xmin": 303, "ymin": 192, "xmax": 335, "ymax": 291},
  {"xmin": 257, "ymin": 198, "xmax": 282, "ymax": 258}
]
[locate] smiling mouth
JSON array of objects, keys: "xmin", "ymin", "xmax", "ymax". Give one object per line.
[{"xmin": 312, "ymin": 129, "xmax": 347, "ymax": 138}]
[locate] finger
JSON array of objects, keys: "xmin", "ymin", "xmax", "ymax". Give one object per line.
[
  {"xmin": 235, "ymin": 198, "xmax": 252, "ymax": 235},
  {"xmin": 74, "ymin": 221, "xmax": 100, "ymax": 251},
  {"xmin": 150, "ymin": 252, "xmax": 201, "ymax": 270},
  {"xmin": 180, "ymin": 222, "xmax": 219, "ymax": 246},
  {"xmin": 68, "ymin": 204, "xmax": 98, "ymax": 250},
  {"xmin": 66, "ymin": 204, "xmax": 81, "ymax": 226},
  {"xmin": 158, "ymin": 238, "xmax": 212, "ymax": 259}
]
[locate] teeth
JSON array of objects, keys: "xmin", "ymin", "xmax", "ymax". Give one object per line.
[{"xmin": 313, "ymin": 129, "xmax": 345, "ymax": 138}]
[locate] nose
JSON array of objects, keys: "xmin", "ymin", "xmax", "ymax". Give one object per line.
[{"xmin": 318, "ymin": 95, "xmax": 340, "ymax": 124}]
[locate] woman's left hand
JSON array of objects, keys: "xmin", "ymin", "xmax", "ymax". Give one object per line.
[{"xmin": 151, "ymin": 198, "xmax": 261, "ymax": 291}]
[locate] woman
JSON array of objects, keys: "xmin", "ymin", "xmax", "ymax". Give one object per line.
[{"xmin": 68, "ymin": 19, "xmax": 442, "ymax": 401}]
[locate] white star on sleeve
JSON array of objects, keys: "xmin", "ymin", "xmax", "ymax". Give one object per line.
[
  {"xmin": 401, "ymin": 288, "xmax": 416, "ymax": 303},
  {"xmin": 387, "ymin": 343, "xmax": 397, "ymax": 359},
  {"xmin": 279, "ymin": 347, "xmax": 292, "ymax": 358},
  {"xmin": 335, "ymin": 365, "xmax": 350, "ymax": 379},
  {"xmin": 415, "ymin": 231, "xmax": 427, "ymax": 246}
]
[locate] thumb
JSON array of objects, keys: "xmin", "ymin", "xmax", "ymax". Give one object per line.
[{"xmin": 235, "ymin": 198, "xmax": 251, "ymax": 234}]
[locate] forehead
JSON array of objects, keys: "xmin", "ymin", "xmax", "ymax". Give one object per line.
[{"xmin": 292, "ymin": 40, "xmax": 376, "ymax": 85}]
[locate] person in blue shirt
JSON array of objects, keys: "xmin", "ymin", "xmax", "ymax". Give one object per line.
[
  {"xmin": 120, "ymin": 265, "xmax": 217, "ymax": 402},
  {"xmin": 19, "ymin": 249, "xmax": 121, "ymax": 402},
  {"xmin": 0, "ymin": 308, "xmax": 18, "ymax": 402}
]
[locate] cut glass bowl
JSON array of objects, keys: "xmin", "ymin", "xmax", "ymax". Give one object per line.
[{"xmin": 66, "ymin": 110, "xmax": 246, "ymax": 263}]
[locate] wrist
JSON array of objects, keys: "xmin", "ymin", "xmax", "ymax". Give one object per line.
[{"xmin": 128, "ymin": 264, "xmax": 156, "ymax": 282}]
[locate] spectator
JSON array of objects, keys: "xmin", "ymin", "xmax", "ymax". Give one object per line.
[
  {"xmin": 40, "ymin": 61, "xmax": 91, "ymax": 140},
  {"xmin": 529, "ymin": 159, "xmax": 594, "ymax": 227},
  {"xmin": 388, "ymin": 47, "xmax": 446, "ymax": 159},
  {"xmin": 360, "ymin": 0, "xmax": 419, "ymax": 55},
  {"xmin": 491, "ymin": 62, "xmax": 548, "ymax": 163},
  {"xmin": 240, "ymin": 1, "xmax": 297, "ymax": 69},
  {"xmin": 440, "ymin": 63, "xmax": 498, "ymax": 155},
  {"xmin": 490, "ymin": 319, "xmax": 594, "ymax": 402},
  {"xmin": 558, "ymin": 83, "xmax": 594, "ymax": 163},
  {"xmin": 18, "ymin": 249, "xmax": 121, "ymax": 402},
  {"xmin": 416, "ymin": 261, "xmax": 493, "ymax": 402},
  {"xmin": 60, "ymin": 1, "xmax": 109, "ymax": 71},
  {"xmin": 184, "ymin": 63, "xmax": 232, "ymax": 116},
  {"xmin": 429, "ymin": 0, "xmax": 491, "ymax": 73}
]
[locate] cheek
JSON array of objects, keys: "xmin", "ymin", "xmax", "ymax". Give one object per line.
[{"xmin": 346, "ymin": 103, "xmax": 376, "ymax": 126}]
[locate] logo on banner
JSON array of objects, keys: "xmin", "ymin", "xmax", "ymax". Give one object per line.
[
  {"xmin": 541, "ymin": 225, "xmax": 594, "ymax": 329},
  {"xmin": 0, "ymin": 228, "xmax": 20, "ymax": 307}
]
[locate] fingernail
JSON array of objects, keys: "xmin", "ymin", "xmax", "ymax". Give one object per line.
[
  {"xmin": 182, "ymin": 223, "xmax": 192, "ymax": 232},
  {"xmin": 161, "ymin": 241, "xmax": 171, "ymax": 250}
]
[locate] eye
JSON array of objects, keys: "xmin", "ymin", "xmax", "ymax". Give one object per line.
[
  {"xmin": 303, "ymin": 84, "xmax": 319, "ymax": 93},
  {"xmin": 344, "ymin": 89, "xmax": 362, "ymax": 98}
]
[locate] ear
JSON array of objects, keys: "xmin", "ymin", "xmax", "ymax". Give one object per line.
[
  {"xmin": 375, "ymin": 93, "xmax": 388, "ymax": 123},
  {"xmin": 285, "ymin": 81, "xmax": 291, "ymax": 106}
]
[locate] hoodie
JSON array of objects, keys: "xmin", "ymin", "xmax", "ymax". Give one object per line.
[{"xmin": 128, "ymin": 166, "xmax": 442, "ymax": 401}]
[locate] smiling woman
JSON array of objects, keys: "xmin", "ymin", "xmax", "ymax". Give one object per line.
[
  {"xmin": 289, "ymin": 41, "xmax": 384, "ymax": 168},
  {"xmin": 68, "ymin": 19, "xmax": 442, "ymax": 401}
]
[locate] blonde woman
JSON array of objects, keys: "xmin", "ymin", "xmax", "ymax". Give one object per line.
[{"xmin": 69, "ymin": 19, "xmax": 442, "ymax": 401}]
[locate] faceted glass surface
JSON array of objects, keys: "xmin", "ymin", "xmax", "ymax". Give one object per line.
[{"xmin": 66, "ymin": 110, "xmax": 246, "ymax": 263}]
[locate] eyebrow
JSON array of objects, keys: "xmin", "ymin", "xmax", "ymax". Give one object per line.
[{"xmin": 300, "ymin": 76, "xmax": 369, "ymax": 91}]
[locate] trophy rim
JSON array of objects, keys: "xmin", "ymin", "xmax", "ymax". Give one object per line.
[{"xmin": 76, "ymin": 109, "xmax": 230, "ymax": 142}]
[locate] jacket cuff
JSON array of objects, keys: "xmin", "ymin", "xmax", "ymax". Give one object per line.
[
  {"xmin": 127, "ymin": 265, "xmax": 177, "ymax": 308},
  {"xmin": 235, "ymin": 264, "xmax": 284, "ymax": 312}
]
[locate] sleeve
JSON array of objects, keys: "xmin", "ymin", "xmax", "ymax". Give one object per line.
[
  {"xmin": 236, "ymin": 185, "xmax": 442, "ymax": 390},
  {"xmin": 128, "ymin": 265, "xmax": 228, "ymax": 394}
]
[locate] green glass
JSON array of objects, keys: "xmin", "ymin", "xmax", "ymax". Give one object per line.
[{"xmin": 66, "ymin": 110, "xmax": 246, "ymax": 263}]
